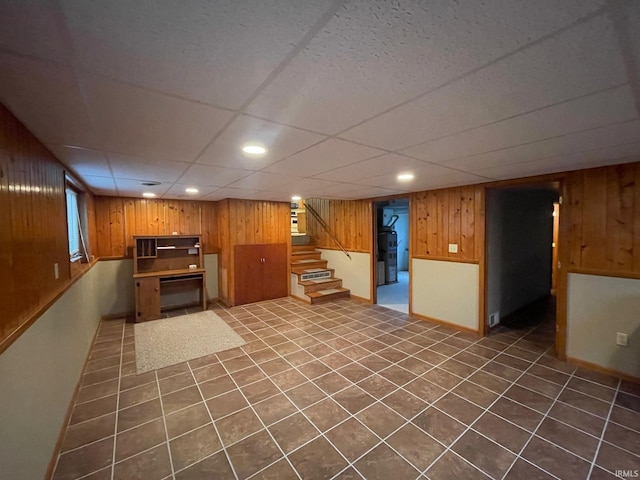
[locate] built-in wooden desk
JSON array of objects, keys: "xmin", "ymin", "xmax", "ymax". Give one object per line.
[{"xmin": 133, "ymin": 235, "xmax": 206, "ymax": 322}]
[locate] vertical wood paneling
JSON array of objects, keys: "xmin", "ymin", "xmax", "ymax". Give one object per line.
[
  {"xmin": 305, "ymin": 198, "xmax": 372, "ymax": 252},
  {"xmin": 566, "ymin": 162, "xmax": 640, "ymax": 275},
  {"xmin": 0, "ymin": 104, "xmax": 69, "ymax": 350},
  {"xmin": 410, "ymin": 185, "xmax": 483, "ymax": 262}
]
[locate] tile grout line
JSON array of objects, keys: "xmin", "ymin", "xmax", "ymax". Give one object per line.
[
  {"xmin": 185, "ymin": 362, "xmax": 241, "ymax": 480},
  {"xmin": 586, "ymin": 377, "xmax": 622, "ymax": 478},
  {"xmin": 108, "ymin": 320, "xmax": 127, "ymax": 480},
  {"xmin": 154, "ymin": 370, "xmax": 176, "ymax": 479}
]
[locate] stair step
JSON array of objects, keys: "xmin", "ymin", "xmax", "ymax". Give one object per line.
[
  {"xmin": 298, "ymin": 269, "xmax": 333, "ymax": 281},
  {"xmin": 291, "ymin": 259, "xmax": 328, "ymax": 273},
  {"xmin": 307, "ymin": 288, "xmax": 350, "ymax": 304},
  {"xmin": 291, "ymin": 250, "xmax": 321, "ymax": 261},
  {"xmin": 292, "ymin": 243, "xmax": 317, "ymax": 252},
  {"xmin": 301, "ymin": 278, "xmax": 343, "ymax": 294}
]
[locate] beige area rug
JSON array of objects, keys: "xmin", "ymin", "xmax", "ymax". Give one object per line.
[{"xmin": 134, "ymin": 310, "xmax": 246, "ymax": 374}]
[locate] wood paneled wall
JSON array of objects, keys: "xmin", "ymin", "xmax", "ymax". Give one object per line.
[
  {"xmin": 566, "ymin": 163, "xmax": 640, "ymax": 275},
  {"xmin": 410, "ymin": 185, "xmax": 484, "ymax": 262},
  {"xmin": 0, "ymin": 104, "xmax": 70, "ymax": 351},
  {"xmin": 305, "ymin": 198, "xmax": 372, "ymax": 252},
  {"xmin": 93, "ymin": 197, "xmax": 220, "ymax": 257},
  {"xmin": 216, "ymin": 198, "xmax": 291, "ymax": 305}
]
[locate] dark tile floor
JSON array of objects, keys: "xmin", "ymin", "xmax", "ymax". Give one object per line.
[{"xmin": 52, "ymin": 298, "xmax": 640, "ymax": 480}]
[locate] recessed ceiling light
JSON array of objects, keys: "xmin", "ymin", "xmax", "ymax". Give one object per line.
[
  {"xmin": 142, "ymin": 192, "xmax": 156, "ymax": 198},
  {"xmin": 185, "ymin": 187, "xmax": 199, "ymax": 194},
  {"xmin": 291, "ymin": 195, "xmax": 301, "ymax": 201},
  {"xmin": 397, "ymin": 173, "xmax": 414, "ymax": 181},
  {"xmin": 242, "ymin": 144, "xmax": 267, "ymax": 155}
]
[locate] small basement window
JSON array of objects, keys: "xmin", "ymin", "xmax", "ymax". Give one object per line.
[{"xmin": 65, "ymin": 179, "xmax": 88, "ymax": 262}]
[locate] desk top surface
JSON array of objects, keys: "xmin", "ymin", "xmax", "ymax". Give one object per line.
[{"xmin": 133, "ymin": 268, "xmax": 206, "ymax": 279}]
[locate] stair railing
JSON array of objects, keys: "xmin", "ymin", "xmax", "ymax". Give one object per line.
[{"xmin": 305, "ymin": 203, "xmax": 351, "ymax": 260}]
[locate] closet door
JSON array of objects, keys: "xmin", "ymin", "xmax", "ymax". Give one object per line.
[
  {"xmin": 262, "ymin": 243, "xmax": 288, "ymax": 301},
  {"xmin": 233, "ymin": 244, "xmax": 264, "ymax": 305}
]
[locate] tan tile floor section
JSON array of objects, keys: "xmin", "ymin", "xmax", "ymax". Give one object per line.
[{"xmin": 52, "ymin": 298, "xmax": 640, "ymax": 480}]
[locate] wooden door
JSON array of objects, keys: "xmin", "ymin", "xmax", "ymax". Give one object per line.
[
  {"xmin": 262, "ymin": 243, "xmax": 288, "ymax": 301},
  {"xmin": 136, "ymin": 277, "xmax": 160, "ymax": 322},
  {"xmin": 233, "ymin": 244, "xmax": 265, "ymax": 305}
]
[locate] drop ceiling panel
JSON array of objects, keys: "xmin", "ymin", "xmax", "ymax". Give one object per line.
[
  {"xmin": 46, "ymin": 145, "xmax": 112, "ymax": 178},
  {"xmin": 247, "ymin": 0, "xmax": 606, "ymax": 134},
  {"xmin": 0, "ymin": 0, "xmax": 71, "ymax": 63},
  {"xmin": 61, "ymin": 0, "xmax": 335, "ymax": 109},
  {"xmin": 353, "ymin": 163, "xmax": 457, "ymax": 188},
  {"xmin": 82, "ymin": 175, "xmax": 117, "ymax": 193},
  {"xmin": 264, "ymin": 138, "xmax": 385, "ymax": 176},
  {"xmin": 340, "ymin": 15, "xmax": 626, "ymax": 150},
  {"xmin": 178, "ymin": 164, "xmax": 251, "ymax": 187},
  {"xmin": 162, "ymin": 184, "xmax": 215, "ymax": 200},
  {"xmin": 410, "ymin": 172, "xmax": 491, "ymax": 191},
  {"xmin": 0, "ymin": 54, "xmax": 100, "ymax": 147},
  {"xmin": 83, "ymin": 75, "xmax": 233, "ymax": 162},
  {"xmin": 402, "ymin": 85, "xmax": 637, "ymax": 166},
  {"xmin": 202, "ymin": 187, "xmax": 267, "ymax": 201},
  {"xmin": 226, "ymin": 171, "xmax": 301, "ymax": 191},
  {"xmin": 474, "ymin": 142, "xmax": 640, "ymax": 180},
  {"xmin": 443, "ymin": 120, "xmax": 640, "ymax": 171},
  {"xmin": 313, "ymin": 153, "xmax": 428, "ymax": 182},
  {"xmin": 263, "ymin": 177, "xmax": 336, "ymax": 197},
  {"xmin": 197, "ymin": 115, "xmax": 326, "ymax": 170},
  {"xmin": 115, "ymin": 178, "xmax": 169, "ymax": 197},
  {"xmin": 108, "ymin": 155, "xmax": 190, "ymax": 183}
]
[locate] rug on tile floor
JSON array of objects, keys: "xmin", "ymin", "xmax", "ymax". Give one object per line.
[{"xmin": 134, "ymin": 310, "xmax": 246, "ymax": 374}]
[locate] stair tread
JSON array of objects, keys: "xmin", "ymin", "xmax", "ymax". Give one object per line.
[
  {"xmin": 291, "ymin": 250, "xmax": 318, "ymax": 255},
  {"xmin": 292, "ymin": 259, "xmax": 325, "ymax": 264},
  {"xmin": 307, "ymin": 288, "xmax": 350, "ymax": 297}
]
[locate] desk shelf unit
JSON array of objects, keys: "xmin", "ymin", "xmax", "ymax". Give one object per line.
[{"xmin": 133, "ymin": 235, "xmax": 206, "ymax": 322}]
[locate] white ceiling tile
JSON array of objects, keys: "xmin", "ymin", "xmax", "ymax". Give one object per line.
[
  {"xmin": 108, "ymin": 154, "xmax": 190, "ymax": 183},
  {"xmin": 161, "ymin": 184, "xmax": 215, "ymax": 200},
  {"xmin": 474, "ymin": 142, "xmax": 640, "ymax": 179},
  {"xmin": 62, "ymin": 0, "xmax": 335, "ymax": 109},
  {"xmin": 313, "ymin": 153, "xmax": 428, "ymax": 182},
  {"xmin": 264, "ymin": 138, "xmax": 386, "ymax": 176},
  {"xmin": 83, "ymin": 75, "xmax": 233, "ymax": 162},
  {"xmin": 402, "ymin": 85, "xmax": 637, "ymax": 165},
  {"xmin": 0, "ymin": 53, "xmax": 100, "ymax": 147},
  {"xmin": 410, "ymin": 172, "xmax": 492, "ymax": 191},
  {"xmin": 340, "ymin": 15, "xmax": 626, "ymax": 150},
  {"xmin": 177, "ymin": 163, "xmax": 252, "ymax": 187},
  {"xmin": 46, "ymin": 145, "xmax": 112, "ymax": 178},
  {"xmin": 353, "ymin": 163, "xmax": 459, "ymax": 188},
  {"xmin": 197, "ymin": 115, "xmax": 326, "ymax": 170},
  {"xmin": 442, "ymin": 120, "xmax": 640, "ymax": 171},
  {"xmin": 247, "ymin": 0, "xmax": 606, "ymax": 134},
  {"xmin": 115, "ymin": 178, "xmax": 169, "ymax": 197},
  {"xmin": 0, "ymin": 0, "xmax": 71, "ymax": 63},
  {"xmin": 82, "ymin": 175, "xmax": 117, "ymax": 192},
  {"xmin": 201, "ymin": 187, "xmax": 265, "ymax": 201},
  {"xmin": 262, "ymin": 177, "xmax": 337, "ymax": 198},
  {"xmin": 225, "ymin": 171, "xmax": 301, "ymax": 191}
]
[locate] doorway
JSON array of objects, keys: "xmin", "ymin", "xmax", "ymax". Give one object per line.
[
  {"xmin": 374, "ymin": 198, "xmax": 409, "ymax": 313},
  {"xmin": 485, "ymin": 183, "xmax": 560, "ymax": 338}
]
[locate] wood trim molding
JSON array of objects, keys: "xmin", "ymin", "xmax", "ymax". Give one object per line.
[
  {"xmin": 411, "ymin": 254, "xmax": 480, "ymax": 264},
  {"xmin": 567, "ymin": 357, "xmax": 640, "ymax": 384},
  {"xmin": 0, "ymin": 258, "xmax": 99, "ymax": 356},
  {"xmin": 411, "ymin": 311, "xmax": 481, "ymax": 336},
  {"xmin": 349, "ymin": 293, "xmax": 372, "ymax": 304},
  {"xmin": 567, "ymin": 267, "xmax": 640, "ymax": 281}
]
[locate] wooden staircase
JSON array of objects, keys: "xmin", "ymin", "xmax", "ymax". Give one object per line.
[{"xmin": 290, "ymin": 244, "xmax": 350, "ymax": 304}]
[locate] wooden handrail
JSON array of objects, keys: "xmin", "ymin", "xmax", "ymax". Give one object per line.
[{"xmin": 305, "ymin": 203, "xmax": 351, "ymax": 260}]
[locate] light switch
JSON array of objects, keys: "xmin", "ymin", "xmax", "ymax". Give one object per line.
[{"xmin": 448, "ymin": 244, "xmax": 459, "ymax": 253}]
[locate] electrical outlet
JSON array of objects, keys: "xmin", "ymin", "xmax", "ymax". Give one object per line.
[
  {"xmin": 489, "ymin": 312, "xmax": 500, "ymax": 328},
  {"xmin": 54, "ymin": 263, "xmax": 59, "ymax": 280},
  {"xmin": 448, "ymin": 243, "xmax": 459, "ymax": 253},
  {"xmin": 616, "ymin": 332, "xmax": 628, "ymax": 347}
]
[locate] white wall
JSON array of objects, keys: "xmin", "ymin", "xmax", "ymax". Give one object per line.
[
  {"xmin": 319, "ymin": 249, "xmax": 371, "ymax": 300},
  {"xmin": 0, "ymin": 263, "xmax": 103, "ymax": 480},
  {"xmin": 205, "ymin": 254, "xmax": 219, "ymax": 301},
  {"xmin": 567, "ymin": 273, "xmax": 640, "ymax": 378},
  {"xmin": 412, "ymin": 258, "xmax": 479, "ymax": 331},
  {"xmin": 97, "ymin": 259, "xmax": 134, "ymax": 315}
]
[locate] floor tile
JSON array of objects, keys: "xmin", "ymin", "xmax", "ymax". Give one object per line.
[
  {"xmin": 434, "ymin": 393, "xmax": 483, "ymax": 425},
  {"xmin": 325, "ymin": 418, "xmax": 380, "ymax": 461},
  {"xmin": 357, "ymin": 402, "xmax": 406, "ymax": 438},
  {"xmin": 115, "ymin": 417, "xmax": 166, "ymax": 461},
  {"xmin": 387, "ymin": 423, "xmax": 444, "ymax": 470},
  {"xmin": 61, "ymin": 413, "xmax": 116, "ymax": 453},
  {"xmin": 288, "ymin": 436, "xmax": 347, "ymax": 480},
  {"xmin": 412, "ymin": 407, "xmax": 466, "ymax": 446},
  {"xmin": 522, "ymin": 436, "xmax": 591, "ymax": 480},
  {"xmin": 215, "ymin": 408, "xmax": 263, "ymax": 447},
  {"xmin": 113, "ymin": 443, "xmax": 171, "ymax": 480},
  {"xmin": 253, "ymin": 393, "xmax": 298, "ymax": 426},
  {"xmin": 451, "ymin": 429, "xmax": 516, "ymax": 478},
  {"xmin": 333, "ymin": 386, "xmax": 376, "ymax": 414},
  {"xmin": 303, "ymin": 398, "xmax": 350, "ymax": 432},
  {"xmin": 165, "ymin": 402, "xmax": 211, "ymax": 439},
  {"xmin": 354, "ymin": 443, "xmax": 420, "ymax": 480},
  {"xmin": 269, "ymin": 412, "xmax": 319, "ymax": 453},
  {"xmin": 169, "ymin": 424, "xmax": 222, "ymax": 471},
  {"xmin": 504, "ymin": 459, "xmax": 555, "ymax": 480},
  {"xmin": 536, "ymin": 417, "xmax": 599, "ymax": 460},
  {"xmin": 472, "ymin": 412, "xmax": 531, "ymax": 454},
  {"xmin": 174, "ymin": 450, "xmax": 234, "ymax": 480},
  {"xmin": 53, "ymin": 437, "xmax": 114, "ymax": 480},
  {"xmin": 426, "ymin": 450, "xmax": 491, "ymax": 480}
]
